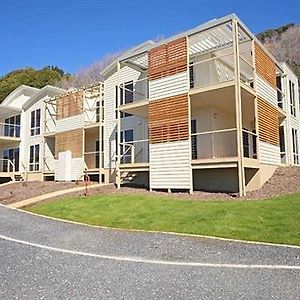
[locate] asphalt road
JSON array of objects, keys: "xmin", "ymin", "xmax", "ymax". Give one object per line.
[{"xmin": 0, "ymin": 205, "xmax": 299, "ymax": 299}]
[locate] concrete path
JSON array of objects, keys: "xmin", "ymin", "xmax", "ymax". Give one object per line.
[
  {"xmin": 0, "ymin": 205, "xmax": 299, "ymax": 299},
  {"xmin": 8, "ymin": 183, "xmax": 104, "ymax": 208}
]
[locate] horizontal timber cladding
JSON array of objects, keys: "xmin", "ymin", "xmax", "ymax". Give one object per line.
[
  {"xmin": 56, "ymin": 90, "xmax": 84, "ymax": 120},
  {"xmin": 257, "ymin": 97, "xmax": 279, "ymax": 146},
  {"xmin": 150, "ymin": 140, "xmax": 191, "ymax": 190},
  {"xmin": 148, "ymin": 37, "xmax": 187, "ymax": 81},
  {"xmin": 55, "ymin": 128, "xmax": 83, "ymax": 158},
  {"xmin": 149, "ymin": 93, "xmax": 189, "ymax": 144},
  {"xmin": 254, "ymin": 43, "xmax": 276, "ymax": 88}
]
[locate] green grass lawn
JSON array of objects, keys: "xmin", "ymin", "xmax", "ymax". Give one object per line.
[{"xmin": 25, "ymin": 193, "xmax": 300, "ymax": 245}]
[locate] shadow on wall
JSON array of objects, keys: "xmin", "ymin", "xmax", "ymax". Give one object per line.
[{"xmin": 193, "ymin": 168, "xmax": 238, "ymax": 193}]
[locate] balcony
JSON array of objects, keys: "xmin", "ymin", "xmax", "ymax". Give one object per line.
[
  {"xmin": 0, "ymin": 123, "xmax": 21, "ymax": 145},
  {"xmin": 191, "ymin": 128, "xmax": 258, "ymax": 169},
  {"xmin": 118, "ymin": 78, "xmax": 149, "ymax": 118},
  {"xmin": 119, "ymin": 139, "xmax": 149, "ymax": 171},
  {"xmin": 0, "ymin": 158, "xmax": 15, "ymax": 178}
]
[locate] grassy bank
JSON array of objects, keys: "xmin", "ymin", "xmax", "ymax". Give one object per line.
[{"xmin": 26, "ymin": 193, "xmax": 300, "ymax": 245}]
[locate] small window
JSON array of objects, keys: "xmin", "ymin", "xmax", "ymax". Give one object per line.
[
  {"xmin": 30, "ymin": 109, "xmax": 41, "ymax": 136},
  {"xmin": 29, "ymin": 144, "xmax": 40, "ymax": 171},
  {"xmin": 4, "ymin": 115, "xmax": 21, "ymax": 137},
  {"xmin": 292, "ymin": 128, "xmax": 299, "ymax": 164},
  {"xmin": 289, "ymin": 80, "xmax": 296, "ymax": 117}
]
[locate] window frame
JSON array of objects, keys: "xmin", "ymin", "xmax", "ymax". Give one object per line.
[
  {"xmin": 29, "ymin": 144, "xmax": 40, "ymax": 171},
  {"xmin": 30, "ymin": 109, "xmax": 41, "ymax": 136}
]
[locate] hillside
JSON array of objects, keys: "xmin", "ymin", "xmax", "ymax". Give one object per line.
[
  {"xmin": 0, "ymin": 66, "xmax": 70, "ymax": 103},
  {"xmin": 257, "ymin": 23, "xmax": 300, "ymax": 80}
]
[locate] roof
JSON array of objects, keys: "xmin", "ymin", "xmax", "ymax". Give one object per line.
[
  {"xmin": 101, "ymin": 13, "xmax": 281, "ymax": 78},
  {"xmin": 22, "ymin": 85, "xmax": 66, "ymax": 110},
  {"xmin": 2, "ymin": 85, "xmax": 40, "ymax": 106}
]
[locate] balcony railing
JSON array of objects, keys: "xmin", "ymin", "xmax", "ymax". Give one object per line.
[
  {"xmin": 84, "ymin": 151, "xmax": 104, "ymax": 169},
  {"xmin": 191, "ymin": 128, "xmax": 237, "ymax": 160},
  {"xmin": 119, "ymin": 139, "xmax": 149, "ymax": 164},
  {"xmin": 119, "ymin": 77, "xmax": 149, "ymax": 107},
  {"xmin": 0, "ymin": 158, "xmax": 15, "ymax": 175},
  {"xmin": 0, "ymin": 123, "xmax": 21, "ymax": 138},
  {"xmin": 191, "ymin": 128, "xmax": 257, "ymax": 160},
  {"xmin": 189, "ymin": 52, "xmax": 254, "ymax": 90}
]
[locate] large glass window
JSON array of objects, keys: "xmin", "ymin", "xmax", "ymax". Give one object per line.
[
  {"xmin": 2, "ymin": 147, "xmax": 19, "ymax": 172},
  {"xmin": 292, "ymin": 129, "xmax": 299, "ymax": 165},
  {"xmin": 4, "ymin": 115, "xmax": 20, "ymax": 137},
  {"xmin": 29, "ymin": 144, "xmax": 40, "ymax": 171},
  {"xmin": 115, "ymin": 82, "xmax": 133, "ymax": 119},
  {"xmin": 30, "ymin": 109, "xmax": 41, "ymax": 136}
]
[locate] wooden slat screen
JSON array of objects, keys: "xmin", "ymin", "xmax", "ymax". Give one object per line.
[
  {"xmin": 254, "ymin": 43, "xmax": 276, "ymax": 88},
  {"xmin": 257, "ymin": 97, "xmax": 279, "ymax": 146},
  {"xmin": 148, "ymin": 37, "xmax": 187, "ymax": 81},
  {"xmin": 149, "ymin": 93, "xmax": 189, "ymax": 144},
  {"xmin": 55, "ymin": 128, "xmax": 83, "ymax": 158},
  {"xmin": 56, "ymin": 90, "xmax": 84, "ymax": 120}
]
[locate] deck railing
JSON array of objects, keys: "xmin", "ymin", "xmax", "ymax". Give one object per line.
[
  {"xmin": 0, "ymin": 123, "xmax": 21, "ymax": 138},
  {"xmin": 191, "ymin": 128, "xmax": 237, "ymax": 160},
  {"xmin": 84, "ymin": 151, "xmax": 104, "ymax": 169},
  {"xmin": 189, "ymin": 52, "xmax": 254, "ymax": 90},
  {"xmin": 119, "ymin": 139, "xmax": 149, "ymax": 164},
  {"xmin": 0, "ymin": 158, "xmax": 15, "ymax": 177}
]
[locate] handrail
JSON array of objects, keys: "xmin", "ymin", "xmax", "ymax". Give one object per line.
[
  {"xmin": 119, "ymin": 139, "xmax": 149, "ymax": 164},
  {"xmin": 0, "ymin": 158, "xmax": 15, "ymax": 179},
  {"xmin": 191, "ymin": 128, "xmax": 237, "ymax": 136}
]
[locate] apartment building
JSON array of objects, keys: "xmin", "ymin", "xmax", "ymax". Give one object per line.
[
  {"xmin": 0, "ymin": 85, "xmax": 66, "ymax": 182},
  {"xmin": 0, "ymin": 14, "xmax": 299, "ymax": 196}
]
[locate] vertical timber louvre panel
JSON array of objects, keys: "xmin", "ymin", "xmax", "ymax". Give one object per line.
[
  {"xmin": 149, "ymin": 94, "xmax": 189, "ymax": 144},
  {"xmin": 257, "ymin": 97, "xmax": 279, "ymax": 146},
  {"xmin": 56, "ymin": 90, "xmax": 84, "ymax": 120},
  {"xmin": 148, "ymin": 37, "xmax": 187, "ymax": 80},
  {"xmin": 254, "ymin": 43, "xmax": 276, "ymax": 88},
  {"xmin": 55, "ymin": 128, "xmax": 83, "ymax": 158}
]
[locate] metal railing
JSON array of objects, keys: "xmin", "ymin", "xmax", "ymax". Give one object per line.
[
  {"xmin": 191, "ymin": 128, "xmax": 237, "ymax": 160},
  {"xmin": 84, "ymin": 151, "xmax": 104, "ymax": 169},
  {"xmin": 189, "ymin": 52, "xmax": 254, "ymax": 89},
  {"xmin": 0, "ymin": 123, "xmax": 21, "ymax": 138},
  {"xmin": 0, "ymin": 158, "xmax": 15, "ymax": 177},
  {"xmin": 242, "ymin": 129, "xmax": 258, "ymax": 159},
  {"xmin": 119, "ymin": 139, "xmax": 149, "ymax": 164},
  {"xmin": 119, "ymin": 77, "xmax": 149, "ymax": 106}
]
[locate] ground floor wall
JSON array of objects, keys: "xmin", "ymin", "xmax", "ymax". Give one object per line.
[{"xmin": 193, "ymin": 168, "xmax": 239, "ymax": 193}]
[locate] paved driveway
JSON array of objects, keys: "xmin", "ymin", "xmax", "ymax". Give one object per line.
[{"xmin": 0, "ymin": 205, "xmax": 299, "ymax": 299}]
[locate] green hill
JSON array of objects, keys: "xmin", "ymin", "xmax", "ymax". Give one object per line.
[{"xmin": 0, "ymin": 66, "xmax": 70, "ymax": 103}]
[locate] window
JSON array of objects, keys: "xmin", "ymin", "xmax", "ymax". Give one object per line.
[
  {"xmin": 189, "ymin": 63, "xmax": 194, "ymax": 89},
  {"xmin": 4, "ymin": 115, "xmax": 20, "ymax": 137},
  {"xmin": 30, "ymin": 109, "xmax": 41, "ymax": 136},
  {"xmin": 29, "ymin": 144, "xmax": 40, "ymax": 171},
  {"xmin": 279, "ymin": 126, "xmax": 286, "ymax": 163},
  {"xmin": 191, "ymin": 119, "xmax": 197, "ymax": 159},
  {"xmin": 276, "ymin": 76, "xmax": 283, "ymax": 109},
  {"xmin": 292, "ymin": 128, "xmax": 299, "ymax": 164},
  {"xmin": 115, "ymin": 83, "xmax": 133, "ymax": 119},
  {"xmin": 2, "ymin": 147, "xmax": 19, "ymax": 172},
  {"xmin": 115, "ymin": 129, "xmax": 134, "ymax": 163},
  {"xmin": 289, "ymin": 80, "xmax": 296, "ymax": 117}
]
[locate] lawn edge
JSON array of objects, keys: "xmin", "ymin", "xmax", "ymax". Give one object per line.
[{"xmin": 1, "ymin": 203, "xmax": 299, "ymax": 249}]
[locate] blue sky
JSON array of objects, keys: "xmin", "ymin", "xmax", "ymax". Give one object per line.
[{"xmin": 0, "ymin": 0, "xmax": 299, "ymax": 77}]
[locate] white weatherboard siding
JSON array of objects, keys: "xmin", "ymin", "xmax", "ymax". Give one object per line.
[
  {"xmin": 259, "ymin": 141, "xmax": 280, "ymax": 165},
  {"xmin": 256, "ymin": 76, "xmax": 277, "ymax": 107},
  {"xmin": 103, "ymin": 66, "xmax": 146, "ymax": 169},
  {"xmin": 56, "ymin": 115, "xmax": 84, "ymax": 133},
  {"xmin": 149, "ymin": 72, "xmax": 188, "ymax": 101},
  {"xmin": 55, "ymin": 155, "xmax": 84, "ymax": 181},
  {"xmin": 150, "ymin": 140, "xmax": 191, "ymax": 189}
]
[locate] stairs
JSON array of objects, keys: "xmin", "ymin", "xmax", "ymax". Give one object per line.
[
  {"xmin": 120, "ymin": 171, "xmax": 137, "ymax": 185},
  {"xmin": 14, "ymin": 174, "xmax": 24, "ymax": 182}
]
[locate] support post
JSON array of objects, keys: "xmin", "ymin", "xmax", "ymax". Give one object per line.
[
  {"xmin": 233, "ymin": 19, "xmax": 246, "ymax": 197},
  {"xmin": 116, "ymin": 61, "xmax": 121, "ymax": 189}
]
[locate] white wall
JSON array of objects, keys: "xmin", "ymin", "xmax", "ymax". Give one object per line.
[
  {"xmin": 150, "ymin": 140, "xmax": 191, "ymax": 190},
  {"xmin": 103, "ymin": 66, "xmax": 148, "ymax": 170}
]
